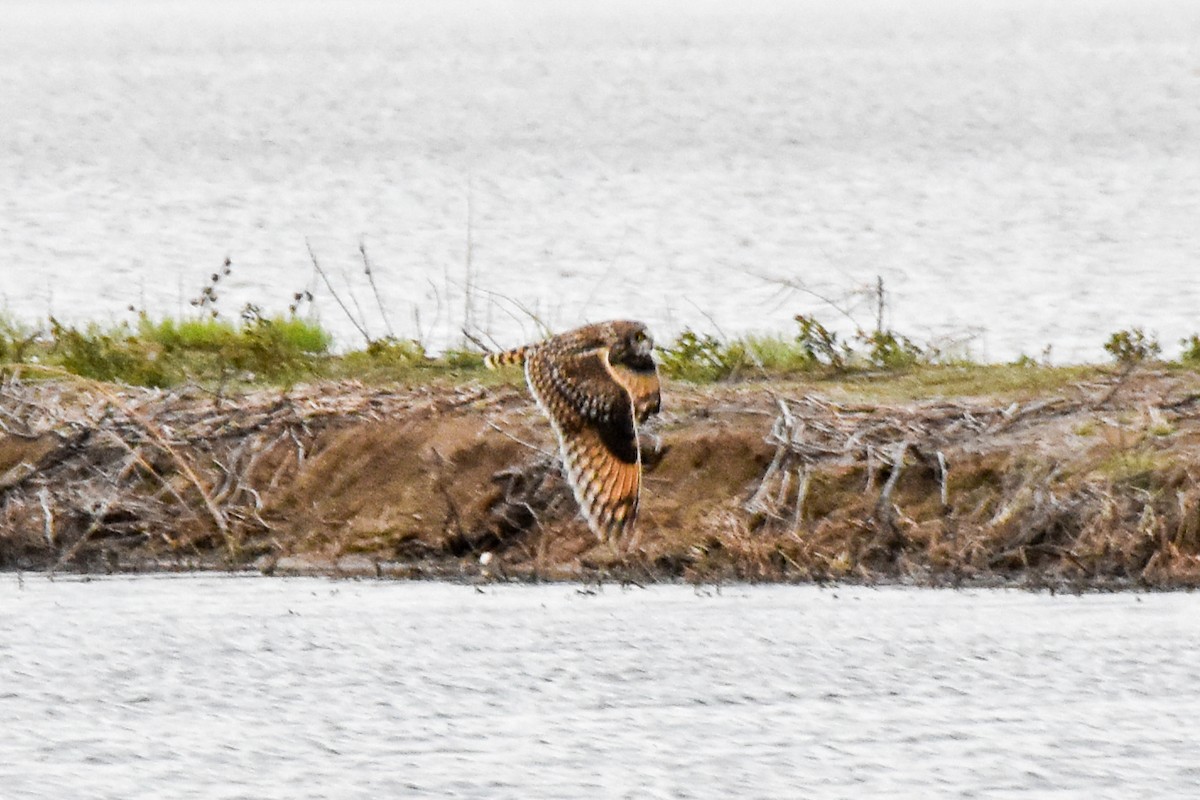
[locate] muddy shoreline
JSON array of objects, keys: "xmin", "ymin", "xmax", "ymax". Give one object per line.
[{"xmin": 4, "ymin": 371, "xmax": 1200, "ymax": 590}]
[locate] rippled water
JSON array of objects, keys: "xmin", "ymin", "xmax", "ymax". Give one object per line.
[
  {"xmin": 1, "ymin": 575, "xmax": 1197, "ymax": 798},
  {"xmin": 2, "ymin": 0, "xmax": 1200, "ymax": 360}
]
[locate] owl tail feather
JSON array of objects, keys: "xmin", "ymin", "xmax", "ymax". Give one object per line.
[{"xmin": 483, "ymin": 345, "xmax": 533, "ymax": 369}]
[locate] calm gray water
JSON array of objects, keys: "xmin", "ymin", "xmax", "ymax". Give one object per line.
[
  {"xmin": 3, "ymin": 0, "xmax": 1200, "ymax": 361},
  {"xmin": 1, "ymin": 575, "xmax": 1197, "ymax": 798}
]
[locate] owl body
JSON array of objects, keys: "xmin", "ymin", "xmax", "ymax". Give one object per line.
[{"xmin": 485, "ymin": 320, "xmax": 662, "ymax": 543}]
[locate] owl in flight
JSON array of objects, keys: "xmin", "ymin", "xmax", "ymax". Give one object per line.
[{"xmin": 485, "ymin": 320, "xmax": 662, "ymax": 544}]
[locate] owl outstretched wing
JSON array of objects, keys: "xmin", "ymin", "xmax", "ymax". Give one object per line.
[{"xmin": 524, "ymin": 346, "xmax": 643, "ymax": 541}]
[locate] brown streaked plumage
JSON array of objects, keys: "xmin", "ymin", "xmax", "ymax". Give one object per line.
[{"xmin": 484, "ymin": 320, "xmax": 662, "ymax": 543}]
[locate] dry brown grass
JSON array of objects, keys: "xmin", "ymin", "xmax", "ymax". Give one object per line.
[{"xmin": 5, "ymin": 368, "xmax": 1200, "ymax": 588}]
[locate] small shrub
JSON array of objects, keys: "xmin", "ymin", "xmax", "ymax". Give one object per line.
[
  {"xmin": 658, "ymin": 330, "xmax": 747, "ymax": 382},
  {"xmin": 49, "ymin": 319, "xmax": 175, "ymax": 387},
  {"xmin": 788, "ymin": 313, "xmax": 925, "ymax": 372},
  {"xmin": 0, "ymin": 316, "xmax": 38, "ymax": 365},
  {"xmin": 1180, "ymin": 335, "xmax": 1200, "ymax": 366},
  {"xmin": 224, "ymin": 306, "xmax": 330, "ymax": 381},
  {"xmin": 1104, "ymin": 328, "xmax": 1161, "ymax": 365},
  {"xmin": 334, "ymin": 337, "xmax": 434, "ymax": 381},
  {"xmin": 366, "ymin": 337, "xmax": 427, "ymax": 364},
  {"xmin": 858, "ymin": 328, "xmax": 923, "ymax": 370},
  {"xmin": 0, "ymin": 321, "xmax": 12, "ymax": 364},
  {"xmin": 793, "ymin": 315, "xmax": 849, "ymax": 371}
]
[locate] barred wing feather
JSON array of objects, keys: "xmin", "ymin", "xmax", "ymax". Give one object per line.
[{"xmin": 524, "ymin": 347, "xmax": 641, "ymax": 541}]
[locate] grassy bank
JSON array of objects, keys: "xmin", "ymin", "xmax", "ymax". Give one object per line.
[
  {"xmin": 5, "ymin": 297, "xmax": 1200, "ymax": 588},
  {"xmin": 2, "ymin": 310, "xmax": 1190, "ymax": 395}
]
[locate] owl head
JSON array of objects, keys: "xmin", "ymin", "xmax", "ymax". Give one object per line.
[{"xmin": 607, "ymin": 320, "xmax": 655, "ymax": 370}]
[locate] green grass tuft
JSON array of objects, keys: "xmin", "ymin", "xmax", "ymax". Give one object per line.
[
  {"xmin": 50, "ymin": 319, "xmax": 175, "ymax": 387},
  {"xmin": 40, "ymin": 314, "xmax": 334, "ymax": 388}
]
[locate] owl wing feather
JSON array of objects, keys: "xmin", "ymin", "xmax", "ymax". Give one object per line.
[
  {"xmin": 524, "ymin": 346, "xmax": 643, "ymax": 541},
  {"xmin": 605, "ymin": 360, "xmax": 662, "ymax": 423}
]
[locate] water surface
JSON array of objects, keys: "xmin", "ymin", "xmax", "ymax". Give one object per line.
[
  {"xmin": 3, "ymin": 1, "xmax": 1200, "ymax": 360},
  {"xmin": 1, "ymin": 575, "xmax": 1196, "ymax": 798}
]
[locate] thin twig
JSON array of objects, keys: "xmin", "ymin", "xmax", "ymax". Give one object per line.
[
  {"xmin": 474, "ymin": 287, "xmax": 553, "ymax": 338},
  {"xmin": 38, "ymin": 487, "xmax": 54, "ymax": 546},
  {"xmin": 359, "ymin": 239, "xmax": 395, "ymax": 339},
  {"xmin": 874, "ymin": 440, "xmax": 910, "ymax": 522},
  {"xmin": 791, "ymin": 465, "xmax": 810, "ymax": 534},
  {"xmin": 464, "ymin": 174, "xmax": 475, "ymax": 331},
  {"xmin": 306, "ymin": 239, "xmax": 372, "ymax": 345},
  {"xmin": 486, "ymin": 420, "xmax": 555, "ymax": 458},
  {"xmin": 936, "ymin": 450, "xmax": 949, "ymax": 508},
  {"xmin": 461, "ymin": 327, "xmax": 492, "ymax": 354}
]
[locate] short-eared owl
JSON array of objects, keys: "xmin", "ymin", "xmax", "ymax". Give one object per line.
[{"xmin": 485, "ymin": 320, "xmax": 662, "ymax": 543}]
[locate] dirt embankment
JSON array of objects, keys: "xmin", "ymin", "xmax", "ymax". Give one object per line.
[{"xmin": 3, "ymin": 370, "xmax": 1200, "ymax": 588}]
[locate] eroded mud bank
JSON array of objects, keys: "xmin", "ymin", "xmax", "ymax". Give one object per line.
[{"xmin": 4, "ymin": 371, "xmax": 1200, "ymax": 588}]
